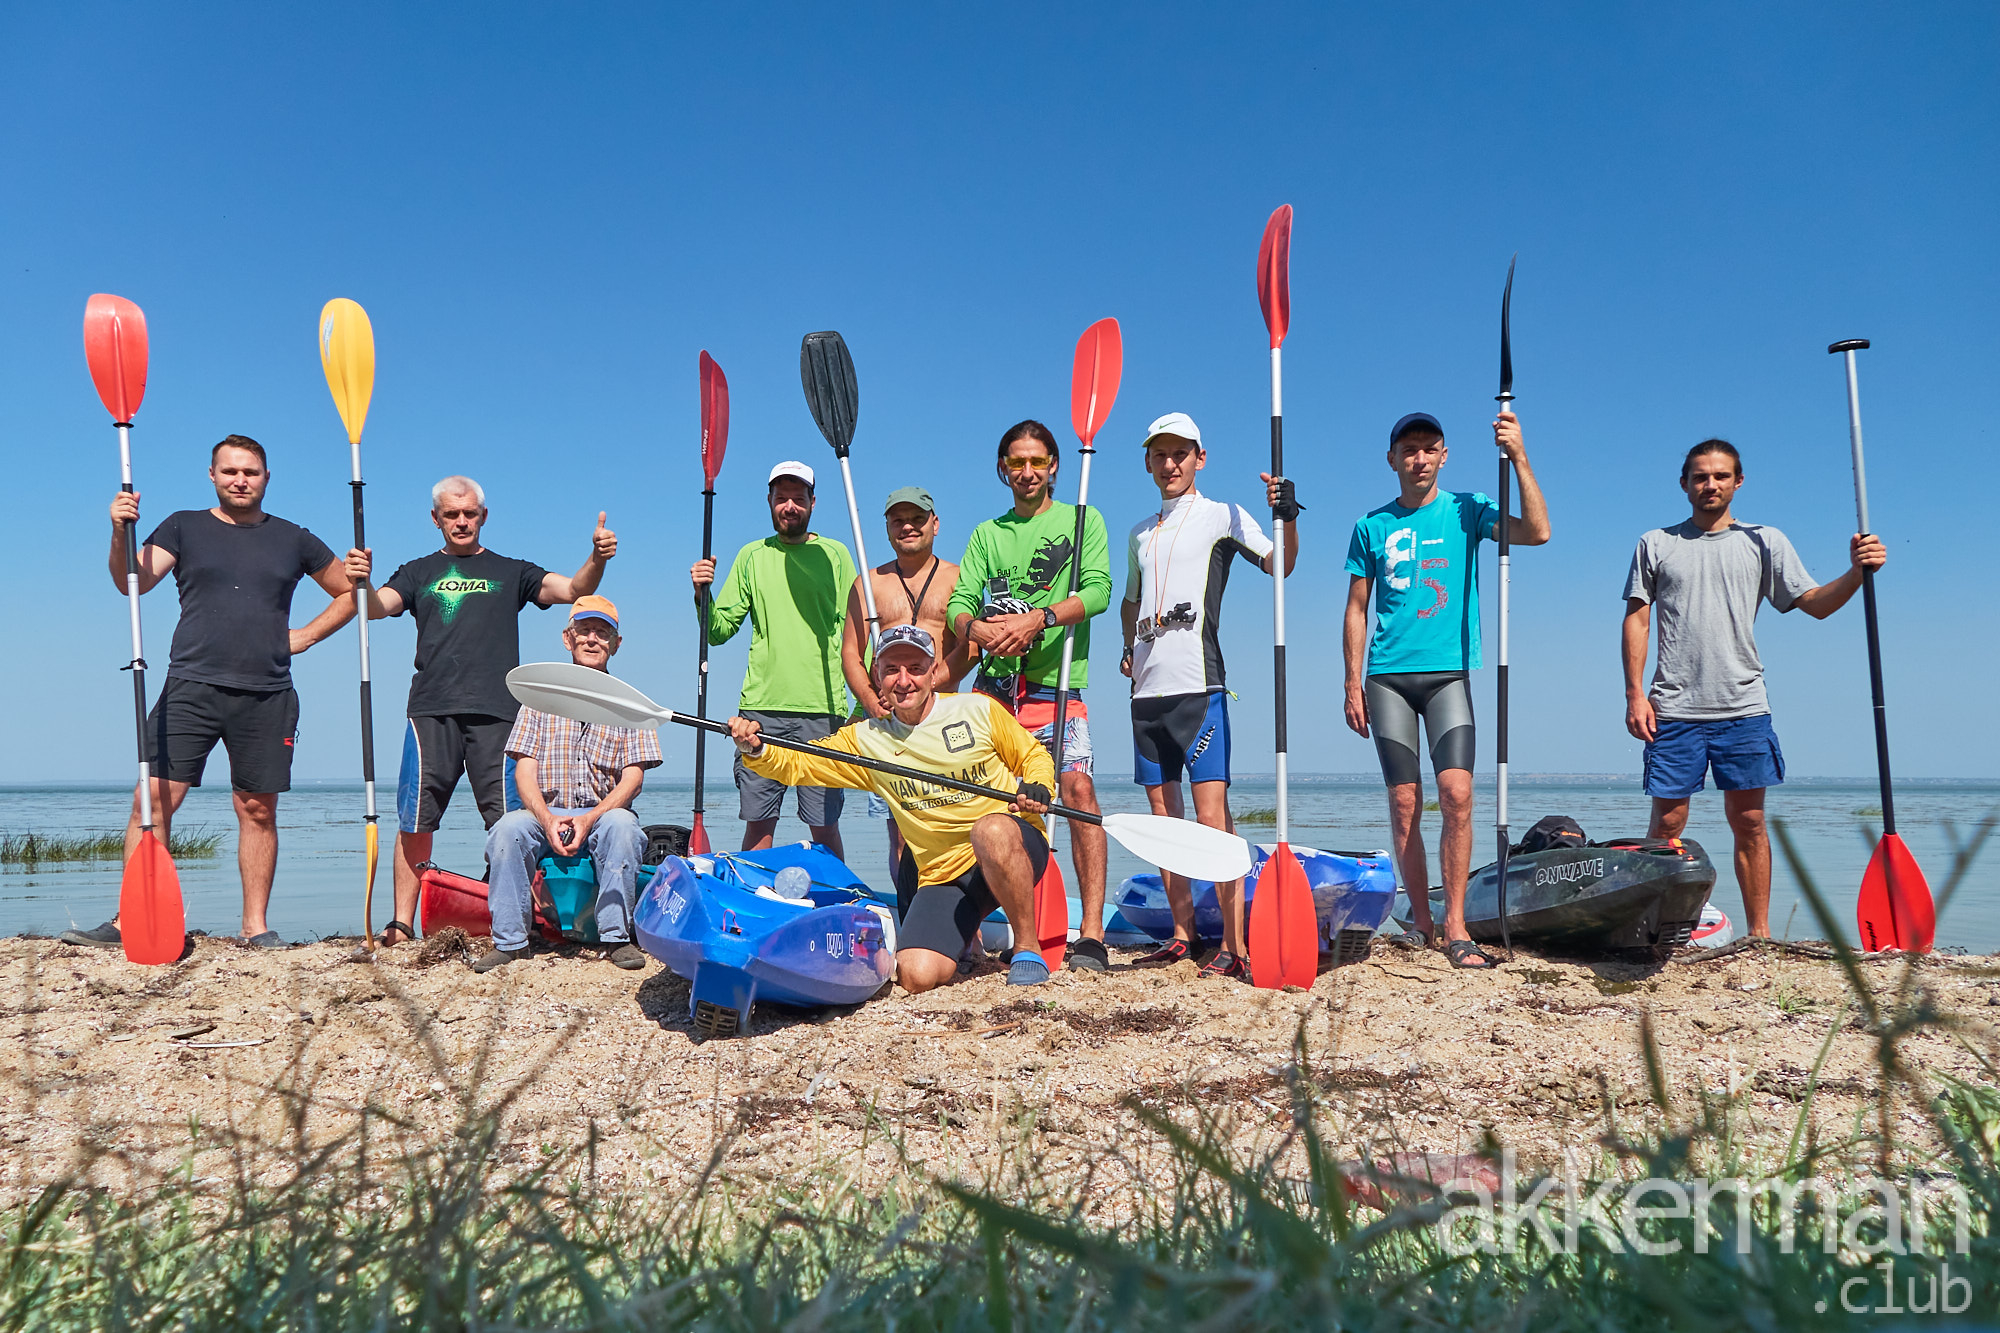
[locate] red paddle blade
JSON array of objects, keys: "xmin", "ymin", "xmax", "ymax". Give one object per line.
[
  {"xmin": 699, "ymin": 350, "xmax": 729, "ymax": 486},
  {"xmin": 1857, "ymin": 832, "xmax": 1934, "ymax": 953},
  {"xmin": 1036, "ymin": 856, "xmax": 1069, "ymax": 970},
  {"xmin": 118, "ymin": 831, "xmax": 183, "ymax": 965},
  {"xmin": 83, "ymin": 294, "xmax": 149, "ymax": 423},
  {"xmin": 1069, "ymin": 317, "xmax": 1123, "ymax": 446},
  {"xmin": 1248, "ymin": 842, "xmax": 1316, "ymax": 989},
  {"xmin": 1257, "ymin": 205, "xmax": 1293, "ymax": 350},
  {"xmin": 689, "ymin": 814, "xmax": 711, "ymax": 855}
]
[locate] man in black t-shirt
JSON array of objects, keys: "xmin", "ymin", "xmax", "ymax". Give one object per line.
[
  {"xmin": 343, "ymin": 475, "xmax": 617, "ymax": 946},
  {"xmin": 63, "ymin": 435, "xmax": 358, "ymax": 951}
]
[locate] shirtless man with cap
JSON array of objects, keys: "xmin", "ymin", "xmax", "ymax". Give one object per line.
[{"xmin": 840, "ymin": 486, "xmax": 977, "ymax": 884}]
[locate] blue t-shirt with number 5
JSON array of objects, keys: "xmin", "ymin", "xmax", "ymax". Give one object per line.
[{"xmin": 1344, "ymin": 491, "xmax": 1501, "ymax": 675}]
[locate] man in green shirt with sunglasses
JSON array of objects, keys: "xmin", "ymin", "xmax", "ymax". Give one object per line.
[{"xmin": 946, "ymin": 419, "xmax": 1113, "ymax": 972}]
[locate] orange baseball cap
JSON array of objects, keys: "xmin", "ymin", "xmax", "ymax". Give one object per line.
[{"xmin": 570, "ymin": 595, "xmax": 619, "ymax": 630}]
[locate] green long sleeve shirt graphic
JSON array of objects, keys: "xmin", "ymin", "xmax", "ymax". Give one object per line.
[
  {"xmin": 703, "ymin": 534, "xmax": 857, "ymax": 714},
  {"xmin": 944, "ymin": 501, "xmax": 1112, "ymax": 690}
]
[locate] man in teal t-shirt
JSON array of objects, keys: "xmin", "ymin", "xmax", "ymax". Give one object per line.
[
  {"xmin": 691, "ymin": 460, "xmax": 857, "ymax": 856},
  {"xmin": 946, "ymin": 419, "xmax": 1113, "ymax": 970},
  {"xmin": 1342, "ymin": 410, "xmax": 1550, "ymax": 969}
]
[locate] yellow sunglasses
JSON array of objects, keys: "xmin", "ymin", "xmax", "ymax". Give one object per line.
[{"xmin": 1001, "ymin": 454, "xmax": 1053, "ymax": 473}]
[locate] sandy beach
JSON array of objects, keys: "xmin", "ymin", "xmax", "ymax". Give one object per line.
[{"xmin": 1, "ymin": 929, "xmax": 1990, "ymax": 1213}]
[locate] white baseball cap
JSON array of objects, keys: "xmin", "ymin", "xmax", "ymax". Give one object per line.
[
  {"xmin": 1143, "ymin": 412, "xmax": 1203, "ymax": 448},
  {"xmin": 768, "ymin": 460, "xmax": 816, "ymax": 488}
]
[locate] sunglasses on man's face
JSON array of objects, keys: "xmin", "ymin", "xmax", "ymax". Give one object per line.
[
  {"xmin": 1002, "ymin": 455, "xmax": 1053, "ymax": 473},
  {"xmin": 568, "ymin": 622, "xmax": 617, "ymax": 641}
]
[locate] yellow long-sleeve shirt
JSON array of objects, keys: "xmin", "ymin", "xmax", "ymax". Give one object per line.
[{"xmin": 743, "ymin": 692, "xmax": 1055, "ymax": 887}]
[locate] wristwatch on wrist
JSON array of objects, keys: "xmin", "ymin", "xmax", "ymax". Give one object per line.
[
  {"xmin": 1042, "ymin": 606, "xmax": 1058, "ymax": 629},
  {"xmin": 1121, "ymin": 644, "xmax": 1134, "ymax": 663}
]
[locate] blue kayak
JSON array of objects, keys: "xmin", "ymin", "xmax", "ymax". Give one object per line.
[
  {"xmin": 1115, "ymin": 844, "xmax": 1399, "ymax": 959},
  {"xmin": 633, "ymin": 852, "xmax": 896, "ymax": 1038}
]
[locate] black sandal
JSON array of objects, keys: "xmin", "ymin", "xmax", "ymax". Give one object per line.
[
  {"xmin": 1389, "ymin": 928, "xmax": 1432, "ymax": 952},
  {"xmin": 379, "ymin": 920, "xmax": 417, "ymax": 947},
  {"xmin": 1445, "ymin": 939, "xmax": 1496, "ymax": 970}
]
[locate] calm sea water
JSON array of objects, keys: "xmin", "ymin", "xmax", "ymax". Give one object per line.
[{"xmin": 3, "ymin": 776, "xmax": 1994, "ymax": 951}]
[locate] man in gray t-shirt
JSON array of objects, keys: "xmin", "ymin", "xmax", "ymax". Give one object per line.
[{"xmin": 1621, "ymin": 439, "xmax": 1887, "ymax": 938}]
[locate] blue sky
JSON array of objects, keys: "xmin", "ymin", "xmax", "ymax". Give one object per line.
[{"xmin": 3, "ymin": 2, "xmax": 1994, "ymax": 782}]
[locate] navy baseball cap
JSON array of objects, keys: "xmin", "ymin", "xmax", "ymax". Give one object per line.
[
  {"xmin": 875, "ymin": 624, "xmax": 936, "ymax": 660},
  {"xmin": 1390, "ymin": 412, "xmax": 1445, "ymax": 444}
]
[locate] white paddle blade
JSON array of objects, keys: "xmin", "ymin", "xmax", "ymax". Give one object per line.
[
  {"xmin": 1102, "ymin": 812, "xmax": 1253, "ymax": 883},
  {"xmin": 505, "ymin": 662, "xmax": 673, "ymax": 729}
]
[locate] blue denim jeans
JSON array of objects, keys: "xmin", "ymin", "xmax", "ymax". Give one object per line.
[{"xmin": 483, "ymin": 807, "xmax": 645, "ymax": 952}]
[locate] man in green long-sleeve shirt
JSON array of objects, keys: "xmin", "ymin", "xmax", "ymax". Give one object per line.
[
  {"xmin": 946, "ymin": 419, "xmax": 1113, "ymax": 971},
  {"xmin": 691, "ymin": 460, "xmax": 856, "ymax": 856}
]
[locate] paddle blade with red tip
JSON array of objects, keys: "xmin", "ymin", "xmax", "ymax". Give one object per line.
[
  {"xmin": 699, "ymin": 350, "xmax": 730, "ymax": 486},
  {"xmin": 1069, "ymin": 317, "xmax": 1123, "ymax": 446},
  {"xmin": 1257, "ymin": 205, "xmax": 1293, "ymax": 349},
  {"xmin": 1248, "ymin": 843, "xmax": 1316, "ymax": 989},
  {"xmin": 1856, "ymin": 833, "xmax": 1934, "ymax": 953},
  {"xmin": 119, "ymin": 831, "xmax": 184, "ymax": 965},
  {"xmin": 1035, "ymin": 856, "xmax": 1069, "ymax": 971},
  {"xmin": 84, "ymin": 294, "xmax": 149, "ymax": 423}
]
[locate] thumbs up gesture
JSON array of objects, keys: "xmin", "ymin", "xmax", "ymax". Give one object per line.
[{"xmin": 592, "ymin": 511, "xmax": 618, "ymax": 561}]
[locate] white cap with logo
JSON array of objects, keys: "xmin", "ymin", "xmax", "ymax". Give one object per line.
[
  {"xmin": 1143, "ymin": 412, "xmax": 1203, "ymax": 447},
  {"xmin": 768, "ymin": 460, "xmax": 816, "ymax": 487}
]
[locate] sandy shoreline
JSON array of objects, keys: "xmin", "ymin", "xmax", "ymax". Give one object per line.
[{"xmin": 1, "ymin": 931, "xmax": 1992, "ymax": 1210}]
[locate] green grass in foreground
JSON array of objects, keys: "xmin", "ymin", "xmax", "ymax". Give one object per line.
[
  {"xmin": 1, "ymin": 816, "xmax": 1996, "ymax": 1329},
  {"xmin": 1234, "ymin": 806, "xmax": 1277, "ymax": 825},
  {"xmin": 0, "ymin": 826, "xmax": 224, "ymax": 867}
]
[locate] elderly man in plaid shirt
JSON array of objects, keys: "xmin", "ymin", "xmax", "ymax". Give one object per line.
[{"xmin": 477, "ymin": 595, "xmax": 661, "ymax": 973}]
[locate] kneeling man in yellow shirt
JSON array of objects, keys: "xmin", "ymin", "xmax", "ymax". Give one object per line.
[{"xmin": 726, "ymin": 624, "xmax": 1056, "ymax": 992}]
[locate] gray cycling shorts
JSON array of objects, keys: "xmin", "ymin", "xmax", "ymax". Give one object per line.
[{"xmin": 1366, "ymin": 672, "xmax": 1475, "ymax": 787}]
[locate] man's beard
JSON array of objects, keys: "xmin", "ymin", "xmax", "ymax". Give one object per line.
[{"xmin": 774, "ymin": 511, "xmax": 809, "ymax": 538}]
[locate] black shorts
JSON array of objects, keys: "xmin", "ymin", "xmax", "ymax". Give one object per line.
[
  {"xmin": 397, "ymin": 713, "xmax": 517, "ymax": 834},
  {"xmin": 145, "ymin": 677, "xmax": 299, "ymax": 793},
  {"xmin": 894, "ymin": 816, "xmax": 1050, "ymax": 958}
]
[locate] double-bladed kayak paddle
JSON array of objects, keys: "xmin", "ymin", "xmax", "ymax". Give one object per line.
[
  {"xmin": 85, "ymin": 293, "xmax": 183, "ymax": 965},
  {"xmin": 505, "ymin": 663, "xmax": 1254, "ymax": 886},
  {"xmin": 691, "ymin": 351, "xmax": 730, "ymax": 855},
  {"xmin": 318, "ymin": 299, "xmax": 381, "ymax": 949},
  {"xmin": 1829, "ymin": 339, "xmax": 1933, "ymax": 953},
  {"xmin": 1246, "ymin": 204, "xmax": 1316, "ymax": 991}
]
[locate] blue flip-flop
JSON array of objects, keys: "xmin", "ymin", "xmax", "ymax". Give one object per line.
[{"xmin": 1006, "ymin": 953, "xmax": 1050, "ymax": 986}]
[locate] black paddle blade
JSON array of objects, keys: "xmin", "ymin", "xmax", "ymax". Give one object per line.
[
  {"xmin": 1498, "ymin": 254, "xmax": 1516, "ymax": 404},
  {"xmin": 800, "ymin": 332, "xmax": 859, "ymax": 458}
]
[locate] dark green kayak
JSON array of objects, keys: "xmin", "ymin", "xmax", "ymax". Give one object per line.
[{"xmin": 1395, "ymin": 838, "xmax": 1718, "ymax": 952}]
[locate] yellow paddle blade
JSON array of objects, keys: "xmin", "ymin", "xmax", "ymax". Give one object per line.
[
  {"xmin": 363, "ymin": 820, "xmax": 380, "ymax": 948},
  {"xmin": 318, "ymin": 298, "xmax": 376, "ymax": 444}
]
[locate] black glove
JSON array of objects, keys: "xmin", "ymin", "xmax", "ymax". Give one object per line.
[
  {"xmin": 1016, "ymin": 780, "xmax": 1052, "ymax": 808},
  {"xmin": 1270, "ymin": 476, "xmax": 1304, "ymax": 523}
]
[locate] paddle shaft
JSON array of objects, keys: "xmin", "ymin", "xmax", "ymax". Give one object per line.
[
  {"xmin": 1495, "ymin": 398, "xmax": 1514, "ymax": 952},
  {"xmin": 693, "ymin": 487, "xmax": 715, "ymax": 823},
  {"xmin": 1269, "ymin": 346, "xmax": 1289, "ymax": 842},
  {"xmin": 834, "ymin": 452, "xmax": 881, "ymax": 650},
  {"xmin": 1837, "ymin": 344, "xmax": 1896, "ymax": 836},
  {"xmin": 1049, "ymin": 446, "xmax": 1095, "ymax": 777},
  {"xmin": 348, "ymin": 454, "xmax": 377, "ymax": 826},
  {"xmin": 703, "ymin": 712, "xmax": 1101, "ymax": 826},
  {"xmin": 116, "ymin": 423, "xmax": 154, "ymax": 831}
]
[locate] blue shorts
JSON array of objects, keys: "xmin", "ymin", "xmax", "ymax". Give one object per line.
[
  {"xmin": 1642, "ymin": 714, "xmax": 1786, "ymax": 799},
  {"xmin": 1132, "ymin": 691, "xmax": 1232, "ymax": 787}
]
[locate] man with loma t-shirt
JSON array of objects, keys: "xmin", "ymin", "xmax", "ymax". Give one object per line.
[
  {"xmin": 1622, "ymin": 439, "xmax": 1886, "ymax": 939},
  {"xmin": 1343, "ymin": 410, "xmax": 1550, "ymax": 970},
  {"xmin": 64, "ymin": 435, "xmax": 358, "ymax": 950},
  {"xmin": 342, "ymin": 475, "xmax": 618, "ymax": 948}
]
